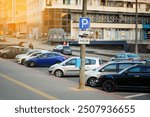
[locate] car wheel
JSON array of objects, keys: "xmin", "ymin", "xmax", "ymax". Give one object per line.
[
  {"xmin": 2, "ymin": 54, "xmax": 7, "ymax": 59},
  {"xmin": 29, "ymin": 61, "xmax": 36, "ymax": 67},
  {"xmin": 102, "ymin": 80, "xmax": 116, "ymax": 92},
  {"xmin": 87, "ymin": 77, "xmax": 98, "ymax": 87},
  {"xmin": 21, "ymin": 59, "xmax": 25, "ymax": 65},
  {"xmin": 54, "ymin": 70, "xmax": 63, "ymax": 77}
]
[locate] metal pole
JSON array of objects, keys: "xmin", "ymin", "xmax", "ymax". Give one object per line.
[
  {"xmin": 135, "ymin": 0, "xmax": 138, "ymax": 54},
  {"xmin": 79, "ymin": 0, "xmax": 87, "ymax": 89}
]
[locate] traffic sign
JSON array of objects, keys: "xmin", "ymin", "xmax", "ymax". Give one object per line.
[
  {"xmin": 79, "ymin": 17, "xmax": 90, "ymax": 30},
  {"xmin": 78, "ymin": 38, "xmax": 90, "ymax": 44}
]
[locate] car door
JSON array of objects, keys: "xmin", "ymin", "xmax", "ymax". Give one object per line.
[
  {"xmin": 10, "ymin": 48, "xmax": 19, "ymax": 58},
  {"xmin": 100, "ymin": 63, "xmax": 117, "ymax": 74},
  {"xmin": 140, "ymin": 66, "xmax": 150, "ymax": 89},
  {"xmin": 116, "ymin": 66, "xmax": 142, "ymax": 88},
  {"xmin": 62, "ymin": 58, "xmax": 79, "ymax": 76},
  {"xmin": 36, "ymin": 53, "xmax": 48, "ymax": 66},
  {"xmin": 118, "ymin": 63, "xmax": 135, "ymax": 72}
]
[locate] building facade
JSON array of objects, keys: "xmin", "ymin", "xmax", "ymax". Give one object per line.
[
  {"xmin": 26, "ymin": 0, "xmax": 150, "ymax": 41},
  {"xmin": 0, "ymin": 0, "xmax": 26, "ymax": 35}
]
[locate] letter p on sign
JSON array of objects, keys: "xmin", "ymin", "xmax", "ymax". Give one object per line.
[{"xmin": 79, "ymin": 17, "xmax": 90, "ymax": 30}]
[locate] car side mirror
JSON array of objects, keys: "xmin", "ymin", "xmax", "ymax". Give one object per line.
[
  {"xmin": 101, "ymin": 69, "xmax": 104, "ymax": 72},
  {"xmin": 62, "ymin": 63, "xmax": 66, "ymax": 66}
]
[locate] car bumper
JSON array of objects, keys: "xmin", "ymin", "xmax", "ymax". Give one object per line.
[{"xmin": 15, "ymin": 58, "xmax": 21, "ymax": 64}]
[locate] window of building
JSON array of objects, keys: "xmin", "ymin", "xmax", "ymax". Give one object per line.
[
  {"xmin": 127, "ymin": 2, "xmax": 133, "ymax": 8},
  {"xmin": 146, "ymin": 4, "xmax": 150, "ymax": 11},
  {"xmin": 46, "ymin": 0, "xmax": 52, "ymax": 6},
  {"xmin": 63, "ymin": 0, "xmax": 70, "ymax": 5},
  {"xmin": 101, "ymin": 0, "xmax": 106, "ymax": 6}
]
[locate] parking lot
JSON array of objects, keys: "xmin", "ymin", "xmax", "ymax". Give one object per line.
[
  {"xmin": 1, "ymin": 58, "xmax": 147, "ymax": 100},
  {"xmin": 0, "ymin": 38, "xmax": 150, "ymax": 100}
]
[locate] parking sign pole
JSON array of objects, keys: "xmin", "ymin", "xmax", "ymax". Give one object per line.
[{"xmin": 79, "ymin": 0, "xmax": 87, "ymax": 89}]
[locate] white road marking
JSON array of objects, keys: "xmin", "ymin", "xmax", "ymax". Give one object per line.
[{"xmin": 124, "ymin": 93, "xmax": 148, "ymax": 99}]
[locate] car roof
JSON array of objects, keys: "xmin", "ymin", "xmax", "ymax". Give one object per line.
[
  {"xmin": 9, "ymin": 46, "xmax": 28, "ymax": 49},
  {"xmin": 107, "ymin": 61, "xmax": 142, "ymax": 64},
  {"xmin": 67, "ymin": 57, "xmax": 101, "ymax": 60},
  {"xmin": 117, "ymin": 53, "xmax": 138, "ymax": 55}
]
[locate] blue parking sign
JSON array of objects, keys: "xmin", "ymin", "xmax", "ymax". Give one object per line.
[{"xmin": 79, "ymin": 17, "xmax": 90, "ymax": 30}]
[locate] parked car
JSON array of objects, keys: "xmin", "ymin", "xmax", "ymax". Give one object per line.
[
  {"xmin": 0, "ymin": 46, "xmax": 30, "ymax": 59},
  {"xmin": 53, "ymin": 45, "xmax": 72, "ymax": 55},
  {"xmin": 98, "ymin": 64, "xmax": 150, "ymax": 92},
  {"xmin": 144, "ymin": 58, "xmax": 150, "ymax": 64},
  {"xmin": 24, "ymin": 52, "xmax": 68, "ymax": 67},
  {"xmin": 85, "ymin": 61, "xmax": 143, "ymax": 87},
  {"xmin": 49, "ymin": 57, "xmax": 103, "ymax": 77},
  {"xmin": 15, "ymin": 49, "xmax": 49, "ymax": 64},
  {"xmin": 111, "ymin": 53, "xmax": 141, "ymax": 62}
]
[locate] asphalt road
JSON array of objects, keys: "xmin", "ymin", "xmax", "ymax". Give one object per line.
[
  {"xmin": 0, "ymin": 58, "xmax": 149, "ymax": 100},
  {"xmin": 0, "ymin": 58, "xmax": 126, "ymax": 100}
]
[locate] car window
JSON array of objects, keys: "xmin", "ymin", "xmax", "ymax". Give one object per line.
[
  {"xmin": 128, "ymin": 67, "xmax": 141, "ymax": 73},
  {"xmin": 119, "ymin": 63, "xmax": 133, "ymax": 72},
  {"xmin": 39, "ymin": 53, "xmax": 47, "ymax": 58},
  {"xmin": 56, "ymin": 45, "xmax": 63, "ymax": 49},
  {"xmin": 47, "ymin": 53, "xmax": 56, "ymax": 57},
  {"xmin": 85, "ymin": 59, "xmax": 96, "ymax": 65},
  {"xmin": 120, "ymin": 54, "xmax": 126, "ymax": 58},
  {"xmin": 127, "ymin": 54, "xmax": 139, "ymax": 58},
  {"xmin": 31, "ymin": 53, "xmax": 41, "ymax": 57},
  {"xmin": 141, "ymin": 66, "xmax": 150, "ymax": 73},
  {"xmin": 102, "ymin": 64, "xmax": 117, "ymax": 72},
  {"xmin": 65, "ymin": 59, "xmax": 76, "ymax": 65}
]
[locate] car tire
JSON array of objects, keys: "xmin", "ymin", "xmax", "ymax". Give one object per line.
[
  {"xmin": 87, "ymin": 77, "xmax": 98, "ymax": 87},
  {"xmin": 54, "ymin": 69, "xmax": 63, "ymax": 77},
  {"xmin": 21, "ymin": 59, "xmax": 25, "ymax": 65},
  {"xmin": 101, "ymin": 80, "xmax": 116, "ymax": 92},
  {"xmin": 2, "ymin": 54, "xmax": 7, "ymax": 59},
  {"xmin": 29, "ymin": 61, "xmax": 36, "ymax": 67}
]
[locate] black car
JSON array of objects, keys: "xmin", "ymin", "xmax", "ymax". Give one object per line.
[
  {"xmin": 53, "ymin": 45, "xmax": 72, "ymax": 55},
  {"xmin": 98, "ymin": 64, "xmax": 150, "ymax": 92}
]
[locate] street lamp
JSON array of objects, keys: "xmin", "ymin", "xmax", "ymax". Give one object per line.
[{"xmin": 135, "ymin": 0, "xmax": 138, "ymax": 54}]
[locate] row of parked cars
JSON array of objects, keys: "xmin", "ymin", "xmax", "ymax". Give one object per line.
[{"xmin": 0, "ymin": 45, "xmax": 150, "ymax": 92}]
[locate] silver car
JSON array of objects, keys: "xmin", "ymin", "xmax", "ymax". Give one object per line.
[
  {"xmin": 15, "ymin": 49, "xmax": 49, "ymax": 64},
  {"xmin": 49, "ymin": 57, "xmax": 103, "ymax": 77},
  {"xmin": 111, "ymin": 53, "xmax": 141, "ymax": 62}
]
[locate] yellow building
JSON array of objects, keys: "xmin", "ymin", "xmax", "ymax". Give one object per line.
[
  {"xmin": 0, "ymin": 0, "xmax": 26, "ymax": 35},
  {"xmin": 15, "ymin": 0, "xmax": 27, "ymax": 34}
]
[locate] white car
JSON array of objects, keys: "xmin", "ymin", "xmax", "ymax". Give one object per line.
[
  {"xmin": 85, "ymin": 61, "xmax": 144, "ymax": 87},
  {"xmin": 15, "ymin": 49, "xmax": 49, "ymax": 64},
  {"xmin": 49, "ymin": 57, "xmax": 103, "ymax": 77}
]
